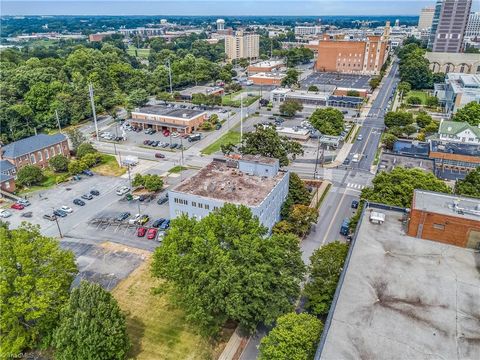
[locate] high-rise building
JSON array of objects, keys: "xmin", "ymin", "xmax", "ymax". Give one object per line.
[
  {"xmin": 216, "ymin": 19, "xmax": 225, "ymax": 31},
  {"xmin": 395, "ymin": 19, "xmax": 400, "ymax": 27},
  {"xmin": 418, "ymin": 6, "xmax": 435, "ymax": 30},
  {"xmin": 466, "ymin": 12, "xmax": 480, "ymax": 37},
  {"xmin": 428, "ymin": 0, "xmax": 473, "ymax": 53},
  {"xmin": 225, "ymin": 32, "xmax": 260, "ymax": 61}
]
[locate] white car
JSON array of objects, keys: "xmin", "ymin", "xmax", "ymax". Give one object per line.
[
  {"xmin": 60, "ymin": 206, "xmax": 73, "ymax": 213},
  {"xmin": 116, "ymin": 186, "xmax": 130, "ymax": 196},
  {"xmin": 0, "ymin": 209, "xmax": 12, "ymax": 218},
  {"xmin": 128, "ymin": 214, "xmax": 141, "ymax": 225}
]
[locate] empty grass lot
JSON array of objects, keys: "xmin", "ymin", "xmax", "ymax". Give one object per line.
[
  {"xmin": 112, "ymin": 258, "xmax": 221, "ymax": 360},
  {"xmin": 127, "ymin": 46, "xmax": 151, "ymax": 59},
  {"xmin": 92, "ymin": 154, "xmax": 126, "ymax": 177},
  {"xmin": 405, "ymin": 90, "xmax": 428, "ymax": 105},
  {"xmin": 201, "ymin": 131, "xmax": 241, "ymax": 155},
  {"xmin": 222, "ymin": 91, "xmax": 260, "ymax": 107}
]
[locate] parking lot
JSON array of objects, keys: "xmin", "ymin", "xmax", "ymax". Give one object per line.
[{"xmin": 302, "ymin": 72, "xmax": 371, "ymax": 90}]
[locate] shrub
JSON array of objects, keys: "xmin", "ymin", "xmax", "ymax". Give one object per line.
[
  {"xmin": 16, "ymin": 165, "xmax": 44, "ymax": 187},
  {"xmin": 49, "ymin": 154, "xmax": 70, "ymax": 173}
]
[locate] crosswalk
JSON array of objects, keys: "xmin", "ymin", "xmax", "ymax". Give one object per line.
[{"xmin": 346, "ymin": 183, "xmax": 366, "ymax": 190}]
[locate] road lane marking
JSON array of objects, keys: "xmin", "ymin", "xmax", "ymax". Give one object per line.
[{"xmin": 321, "ymin": 188, "xmax": 348, "ymax": 245}]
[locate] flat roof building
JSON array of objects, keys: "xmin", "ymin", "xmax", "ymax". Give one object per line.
[
  {"xmin": 316, "ymin": 205, "xmax": 480, "ymax": 359},
  {"xmin": 225, "ymin": 32, "xmax": 260, "ymax": 61},
  {"xmin": 179, "ymin": 86, "xmax": 224, "ymax": 100},
  {"xmin": 271, "ymin": 87, "xmax": 334, "ymax": 107},
  {"xmin": 247, "ymin": 60, "xmax": 284, "ymax": 74},
  {"xmin": 418, "ymin": 6, "xmax": 435, "ymax": 30},
  {"xmin": 130, "ymin": 106, "xmax": 207, "ymax": 134},
  {"xmin": 429, "ymin": 139, "xmax": 480, "ymax": 179},
  {"xmin": 248, "ymin": 72, "xmax": 286, "ymax": 86},
  {"xmin": 435, "ymin": 73, "xmax": 480, "ymax": 114},
  {"xmin": 169, "ymin": 156, "xmax": 289, "ymax": 231}
]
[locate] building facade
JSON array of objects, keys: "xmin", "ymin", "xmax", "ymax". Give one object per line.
[
  {"xmin": 130, "ymin": 106, "xmax": 207, "ymax": 134},
  {"xmin": 248, "ymin": 72, "xmax": 286, "ymax": 86},
  {"xmin": 426, "ymin": 52, "xmax": 480, "ymax": 73},
  {"xmin": 418, "ymin": 6, "xmax": 436, "ymax": 30},
  {"xmin": 294, "ymin": 26, "xmax": 323, "ymax": 36},
  {"xmin": 437, "ymin": 73, "xmax": 480, "ymax": 114},
  {"xmin": 438, "ymin": 120, "xmax": 480, "ymax": 144},
  {"xmin": 225, "ymin": 32, "xmax": 260, "ymax": 61},
  {"xmin": 429, "ymin": 140, "xmax": 480, "ymax": 177},
  {"xmin": 168, "ymin": 156, "xmax": 289, "ymax": 231},
  {"xmin": 247, "ymin": 60, "xmax": 284, "ymax": 74},
  {"xmin": 407, "ymin": 190, "xmax": 480, "ymax": 249},
  {"xmin": 428, "ymin": 0, "xmax": 472, "ymax": 53}
]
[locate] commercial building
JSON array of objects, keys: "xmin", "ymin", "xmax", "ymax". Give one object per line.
[
  {"xmin": 439, "ymin": 73, "xmax": 480, "ymax": 113},
  {"xmin": 438, "ymin": 119, "xmax": 480, "ymax": 144},
  {"xmin": 0, "ymin": 133, "xmax": 70, "ymax": 171},
  {"xmin": 294, "ymin": 26, "xmax": 323, "ymax": 37},
  {"xmin": 428, "ymin": 0, "xmax": 472, "ymax": 53},
  {"xmin": 247, "ymin": 60, "xmax": 284, "ymax": 75},
  {"xmin": 315, "ymin": 205, "xmax": 480, "ymax": 360},
  {"xmin": 426, "ymin": 52, "xmax": 480, "ymax": 73},
  {"xmin": 418, "ymin": 7, "xmax": 436, "ymax": 30},
  {"xmin": 225, "ymin": 32, "xmax": 260, "ymax": 61},
  {"xmin": 179, "ymin": 86, "xmax": 224, "ymax": 100},
  {"xmin": 119, "ymin": 27, "xmax": 164, "ymax": 38},
  {"xmin": 408, "ymin": 189, "xmax": 480, "ymax": 248},
  {"xmin": 89, "ymin": 32, "xmax": 115, "ymax": 42},
  {"xmin": 0, "ymin": 173, "xmax": 15, "ymax": 193},
  {"xmin": 314, "ymin": 29, "xmax": 389, "ymax": 75},
  {"xmin": 270, "ymin": 87, "xmax": 334, "ymax": 107},
  {"xmin": 130, "ymin": 106, "xmax": 207, "ymax": 134},
  {"xmin": 429, "ymin": 140, "xmax": 480, "ymax": 177},
  {"xmin": 466, "ymin": 11, "xmax": 480, "ymax": 36},
  {"xmin": 276, "ymin": 127, "xmax": 311, "ymax": 141},
  {"xmin": 168, "ymin": 156, "xmax": 289, "ymax": 231},
  {"xmin": 247, "ymin": 72, "xmax": 286, "ymax": 86}
]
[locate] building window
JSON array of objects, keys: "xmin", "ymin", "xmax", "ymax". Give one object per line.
[
  {"xmin": 57, "ymin": 144, "xmax": 61, "ymax": 154},
  {"xmin": 44, "ymin": 149, "xmax": 49, "ymax": 160},
  {"xmin": 433, "ymin": 223, "xmax": 445, "ymax": 230},
  {"xmin": 198, "ymin": 203, "xmax": 203, "ymax": 209},
  {"xmin": 205, "ymin": 204, "xmax": 210, "ymax": 210},
  {"xmin": 5, "ymin": 181, "xmax": 10, "ymax": 189},
  {"xmin": 37, "ymin": 151, "xmax": 43, "ymax": 161},
  {"xmin": 192, "ymin": 201, "xmax": 197, "ymax": 207},
  {"xmin": 30, "ymin": 154, "xmax": 36, "ymax": 164}
]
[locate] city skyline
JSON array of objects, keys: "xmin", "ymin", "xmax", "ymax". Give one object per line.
[{"xmin": 4, "ymin": 0, "xmax": 479, "ymax": 16}]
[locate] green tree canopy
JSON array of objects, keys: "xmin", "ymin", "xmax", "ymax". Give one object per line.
[
  {"xmin": 455, "ymin": 167, "xmax": 480, "ymax": 198},
  {"xmin": 307, "ymin": 85, "xmax": 319, "ymax": 92},
  {"xmin": 415, "ymin": 112, "xmax": 433, "ymax": 128},
  {"xmin": 132, "ymin": 173, "xmax": 163, "ymax": 192},
  {"xmin": 382, "ymin": 133, "xmax": 397, "ymax": 150},
  {"xmin": 281, "ymin": 68, "xmax": 300, "ymax": 87},
  {"xmin": 369, "ymin": 77, "xmax": 381, "ymax": 90},
  {"xmin": 151, "ymin": 204, "xmax": 305, "ymax": 335},
  {"xmin": 66, "ymin": 128, "xmax": 86, "ymax": 153},
  {"xmin": 49, "ymin": 154, "xmax": 70, "ymax": 172},
  {"xmin": 53, "ymin": 281, "xmax": 130, "ymax": 360},
  {"xmin": 0, "ymin": 224, "xmax": 77, "ymax": 356},
  {"xmin": 259, "ymin": 312, "xmax": 323, "ymax": 360},
  {"xmin": 406, "ymin": 96, "xmax": 422, "ymax": 105},
  {"xmin": 68, "ymin": 159, "xmax": 87, "ymax": 175},
  {"xmin": 279, "ymin": 99, "xmax": 303, "ymax": 117},
  {"xmin": 239, "ymin": 125, "xmax": 304, "ymax": 166},
  {"xmin": 384, "ymin": 111, "xmax": 414, "ymax": 128},
  {"xmin": 16, "ymin": 165, "xmax": 44, "ymax": 187},
  {"xmin": 309, "ymin": 108, "xmax": 345, "ymax": 136},
  {"xmin": 361, "ymin": 167, "xmax": 451, "ymax": 207},
  {"xmin": 346, "ymin": 90, "xmax": 360, "ymax": 97},
  {"xmin": 452, "ymin": 102, "xmax": 480, "ymax": 126},
  {"xmin": 76, "ymin": 142, "xmax": 97, "ymax": 159},
  {"xmin": 304, "ymin": 241, "xmax": 349, "ymax": 316},
  {"xmin": 398, "ymin": 44, "xmax": 432, "ymax": 89}
]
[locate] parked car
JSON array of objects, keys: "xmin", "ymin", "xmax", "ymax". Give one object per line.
[
  {"xmin": 53, "ymin": 209, "xmax": 68, "ymax": 218},
  {"xmin": 170, "ymin": 143, "xmax": 177, "ymax": 149},
  {"xmin": 147, "ymin": 228, "xmax": 158, "ymax": 240},
  {"xmin": 11, "ymin": 203, "xmax": 24, "ymax": 210},
  {"xmin": 157, "ymin": 196, "xmax": 168, "ymax": 205},
  {"xmin": 340, "ymin": 218, "xmax": 350, "ymax": 236},
  {"xmin": 163, "ymin": 130, "xmax": 170, "ymax": 137},
  {"xmin": 43, "ymin": 213, "xmax": 56, "ymax": 221},
  {"xmin": 129, "ymin": 213, "xmax": 141, "ymax": 225},
  {"xmin": 73, "ymin": 198, "xmax": 86, "ymax": 206},
  {"xmin": 155, "ymin": 153, "xmax": 165, "ymax": 159},
  {"xmin": 357, "ymin": 134, "xmax": 363, "ymax": 141},
  {"xmin": 90, "ymin": 189, "xmax": 100, "ymax": 196},
  {"xmin": 152, "ymin": 218, "xmax": 165, "ymax": 228},
  {"xmin": 17, "ymin": 199, "xmax": 31, "ymax": 207},
  {"xmin": 137, "ymin": 227, "xmax": 147, "ymax": 237},
  {"xmin": 60, "ymin": 206, "xmax": 73, "ymax": 213},
  {"xmin": 351, "ymin": 200, "xmax": 359, "ymax": 209},
  {"xmin": 171, "ymin": 132, "xmax": 179, "ymax": 138},
  {"xmin": 188, "ymin": 134, "xmax": 201, "ymax": 142},
  {"xmin": 159, "ymin": 219, "xmax": 170, "ymax": 230},
  {"xmin": 138, "ymin": 194, "xmax": 147, "ymax": 202},
  {"xmin": 138, "ymin": 215, "xmax": 150, "ymax": 225},
  {"xmin": 116, "ymin": 212, "xmax": 131, "ymax": 221},
  {"xmin": 81, "ymin": 193, "xmax": 93, "ymax": 200},
  {"xmin": 215, "ymin": 123, "xmax": 222, "ymax": 130},
  {"xmin": 82, "ymin": 169, "xmax": 94, "ymax": 176},
  {"xmin": 0, "ymin": 209, "xmax": 12, "ymax": 218},
  {"xmin": 161, "ymin": 142, "xmax": 169, "ymax": 148},
  {"xmin": 116, "ymin": 186, "xmax": 130, "ymax": 196},
  {"xmin": 143, "ymin": 139, "xmax": 150, "ymax": 145}
]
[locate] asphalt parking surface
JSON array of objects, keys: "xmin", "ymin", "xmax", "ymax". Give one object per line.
[{"xmin": 302, "ymin": 72, "xmax": 371, "ymax": 90}]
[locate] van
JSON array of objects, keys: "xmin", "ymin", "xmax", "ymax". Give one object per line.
[
  {"xmin": 340, "ymin": 219, "xmax": 350, "ymax": 236},
  {"xmin": 188, "ymin": 134, "xmax": 201, "ymax": 142},
  {"xmin": 352, "ymin": 154, "xmax": 360, "ymax": 162}
]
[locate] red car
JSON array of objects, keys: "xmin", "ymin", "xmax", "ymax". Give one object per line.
[
  {"xmin": 146, "ymin": 228, "xmax": 157, "ymax": 240},
  {"xmin": 137, "ymin": 227, "xmax": 147, "ymax": 237},
  {"xmin": 163, "ymin": 130, "xmax": 170, "ymax": 137},
  {"xmin": 155, "ymin": 153, "xmax": 165, "ymax": 159},
  {"xmin": 11, "ymin": 203, "xmax": 24, "ymax": 210}
]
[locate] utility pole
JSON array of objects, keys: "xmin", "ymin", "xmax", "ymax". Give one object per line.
[
  {"xmin": 52, "ymin": 208, "xmax": 63, "ymax": 238},
  {"xmin": 88, "ymin": 83, "xmax": 99, "ymax": 140},
  {"xmin": 240, "ymin": 93, "xmax": 244, "ymax": 142},
  {"xmin": 55, "ymin": 110, "xmax": 62, "ymax": 133},
  {"xmin": 166, "ymin": 59, "xmax": 173, "ymax": 94},
  {"xmin": 180, "ymin": 136, "xmax": 184, "ymax": 166},
  {"xmin": 313, "ymin": 136, "xmax": 321, "ymax": 178}
]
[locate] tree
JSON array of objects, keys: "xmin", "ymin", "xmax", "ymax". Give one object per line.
[
  {"xmin": 81, "ymin": 152, "xmax": 102, "ymax": 168},
  {"xmin": 0, "ymin": 225, "xmax": 77, "ymax": 356},
  {"xmin": 151, "ymin": 204, "xmax": 305, "ymax": 335},
  {"xmin": 455, "ymin": 167, "xmax": 480, "ymax": 198},
  {"xmin": 281, "ymin": 68, "xmax": 299, "ymax": 87},
  {"xmin": 16, "ymin": 165, "xmax": 44, "ymax": 187},
  {"xmin": 452, "ymin": 102, "xmax": 480, "ymax": 126},
  {"xmin": 239, "ymin": 125, "xmax": 304, "ymax": 166},
  {"xmin": 304, "ymin": 241, "xmax": 349, "ymax": 316},
  {"xmin": 272, "ymin": 220, "xmax": 295, "ymax": 235},
  {"xmin": 346, "ymin": 90, "xmax": 360, "ymax": 97},
  {"xmin": 287, "ymin": 205, "xmax": 318, "ymax": 238},
  {"xmin": 425, "ymin": 96, "xmax": 439, "ymax": 108},
  {"xmin": 280, "ymin": 172, "xmax": 311, "ymax": 218},
  {"xmin": 398, "ymin": 44, "xmax": 432, "ymax": 89},
  {"xmin": 369, "ymin": 77, "xmax": 381, "ymax": 90},
  {"xmin": 144, "ymin": 174, "xmax": 164, "ymax": 192},
  {"xmin": 384, "ymin": 111, "xmax": 414, "ymax": 128},
  {"xmin": 403, "ymin": 124, "xmax": 417, "ymax": 138},
  {"xmin": 406, "ymin": 96, "xmax": 422, "ymax": 105},
  {"xmin": 309, "ymin": 108, "xmax": 345, "ymax": 136},
  {"xmin": 361, "ymin": 167, "xmax": 451, "ymax": 207},
  {"xmin": 415, "ymin": 112, "xmax": 433, "ymax": 128},
  {"xmin": 259, "ymin": 313, "xmax": 323, "ymax": 360},
  {"xmin": 53, "ymin": 281, "xmax": 130, "ymax": 360},
  {"xmin": 238, "ymin": 58, "xmax": 249, "ymax": 68},
  {"xmin": 68, "ymin": 160, "xmax": 87, "ymax": 175},
  {"xmin": 49, "ymin": 154, "xmax": 70, "ymax": 172},
  {"xmin": 76, "ymin": 142, "xmax": 96, "ymax": 159},
  {"xmin": 382, "ymin": 133, "xmax": 397, "ymax": 150},
  {"xmin": 397, "ymin": 81, "xmax": 411, "ymax": 95},
  {"xmin": 66, "ymin": 129, "xmax": 86, "ymax": 154},
  {"xmin": 156, "ymin": 91, "xmax": 173, "ymax": 103},
  {"xmin": 424, "ymin": 121, "xmax": 439, "ymax": 134},
  {"xmin": 279, "ymin": 99, "xmax": 303, "ymax": 117},
  {"xmin": 307, "ymin": 85, "xmax": 319, "ymax": 92},
  {"xmin": 126, "ymin": 88, "xmax": 149, "ymax": 110}
]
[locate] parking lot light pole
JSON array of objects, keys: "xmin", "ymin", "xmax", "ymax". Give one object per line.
[
  {"xmin": 52, "ymin": 208, "xmax": 63, "ymax": 238},
  {"xmin": 180, "ymin": 136, "xmax": 184, "ymax": 166}
]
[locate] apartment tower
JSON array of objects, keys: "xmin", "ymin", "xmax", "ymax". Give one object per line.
[
  {"xmin": 418, "ymin": 6, "xmax": 435, "ymax": 30},
  {"xmin": 225, "ymin": 31, "xmax": 260, "ymax": 61}
]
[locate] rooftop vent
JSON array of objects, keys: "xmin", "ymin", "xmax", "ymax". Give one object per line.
[
  {"xmin": 447, "ymin": 126, "xmax": 452, "ymax": 131},
  {"xmin": 182, "ymin": 113, "xmax": 187, "ymax": 118}
]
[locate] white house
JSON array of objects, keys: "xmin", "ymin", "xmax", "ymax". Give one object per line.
[{"xmin": 438, "ymin": 120, "xmax": 480, "ymax": 145}]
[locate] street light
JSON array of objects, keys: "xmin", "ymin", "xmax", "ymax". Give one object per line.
[{"xmin": 52, "ymin": 208, "xmax": 63, "ymax": 238}]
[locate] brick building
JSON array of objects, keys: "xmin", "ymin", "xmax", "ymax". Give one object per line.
[
  {"xmin": 248, "ymin": 72, "xmax": 286, "ymax": 86},
  {"xmin": 407, "ymin": 189, "xmax": 480, "ymax": 249},
  {"xmin": 130, "ymin": 106, "xmax": 207, "ymax": 134},
  {"xmin": 0, "ymin": 173, "xmax": 15, "ymax": 193},
  {"xmin": 429, "ymin": 140, "xmax": 480, "ymax": 177},
  {"xmin": 0, "ymin": 133, "xmax": 70, "ymax": 171}
]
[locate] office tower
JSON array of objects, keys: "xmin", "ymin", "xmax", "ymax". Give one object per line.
[
  {"xmin": 225, "ymin": 32, "xmax": 260, "ymax": 61},
  {"xmin": 466, "ymin": 12, "xmax": 480, "ymax": 36},
  {"xmin": 418, "ymin": 6, "xmax": 435, "ymax": 30},
  {"xmin": 216, "ymin": 19, "xmax": 225, "ymax": 31},
  {"xmin": 395, "ymin": 19, "xmax": 400, "ymax": 27},
  {"xmin": 428, "ymin": 0, "xmax": 473, "ymax": 53}
]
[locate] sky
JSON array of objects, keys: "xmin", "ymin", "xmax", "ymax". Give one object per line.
[{"xmin": 4, "ymin": 0, "xmax": 476, "ymax": 16}]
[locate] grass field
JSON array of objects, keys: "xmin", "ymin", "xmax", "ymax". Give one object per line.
[
  {"xmin": 405, "ymin": 90, "xmax": 428, "ymax": 105},
  {"xmin": 18, "ymin": 169, "xmax": 69, "ymax": 195},
  {"xmin": 201, "ymin": 131, "xmax": 241, "ymax": 155},
  {"xmin": 127, "ymin": 46, "xmax": 151, "ymax": 59},
  {"xmin": 112, "ymin": 258, "xmax": 223, "ymax": 360},
  {"xmin": 92, "ymin": 154, "xmax": 126, "ymax": 177},
  {"xmin": 222, "ymin": 91, "xmax": 260, "ymax": 107}
]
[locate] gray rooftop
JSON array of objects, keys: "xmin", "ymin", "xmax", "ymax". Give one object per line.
[
  {"xmin": 0, "ymin": 160, "xmax": 16, "ymax": 173},
  {"xmin": 1, "ymin": 133, "xmax": 66, "ymax": 159},
  {"xmin": 132, "ymin": 106, "xmax": 206, "ymax": 119},
  {"xmin": 0, "ymin": 173, "xmax": 14, "ymax": 183},
  {"xmin": 318, "ymin": 208, "xmax": 480, "ymax": 360},
  {"xmin": 179, "ymin": 86, "xmax": 223, "ymax": 97},
  {"xmin": 413, "ymin": 189, "xmax": 480, "ymax": 222}
]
